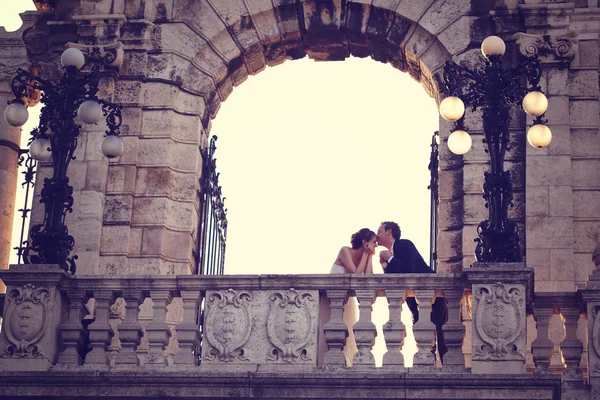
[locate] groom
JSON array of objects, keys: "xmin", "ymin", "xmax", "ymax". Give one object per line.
[{"xmin": 376, "ymin": 221, "xmax": 447, "ymax": 362}]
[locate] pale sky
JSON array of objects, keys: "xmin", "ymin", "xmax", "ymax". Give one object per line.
[{"xmin": 3, "ymin": 3, "xmax": 439, "ymax": 366}]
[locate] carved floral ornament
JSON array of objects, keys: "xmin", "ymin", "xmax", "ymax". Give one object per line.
[
  {"xmin": 267, "ymin": 288, "xmax": 314, "ymax": 362},
  {"xmin": 204, "ymin": 289, "xmax": 253, "ymax": 362},
  {"xmin": 473, "ymin": 283, "xmax": 525, "ymax": 360},
  {"xmin": 2, "ymin": 284, "xmax": 51, "ymax": 358},
  {"xmin": 514, "ymin": 32, "xmax": 578, "ymax": 61}
]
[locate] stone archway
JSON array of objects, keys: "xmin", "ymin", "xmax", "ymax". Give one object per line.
[{"xmin": 13, "ymin": 0, "xmax": 495, "ymax": 275}]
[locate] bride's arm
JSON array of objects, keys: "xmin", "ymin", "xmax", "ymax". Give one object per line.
[
  {"xmin": 338, "ymin": 247, "xmax": 368, "ymax": 274},
  {"xmin": 365, "ymin": 254, "xmax": 373, "ymax": 274}
]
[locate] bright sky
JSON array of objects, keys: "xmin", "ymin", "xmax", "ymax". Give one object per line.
[{"xmin": 3, "ymin": 4, "xmax": 439, "ymax": 366}]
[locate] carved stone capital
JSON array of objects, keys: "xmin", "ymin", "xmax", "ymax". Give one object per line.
[
  {"xmin": 66, "ymin": 42, "xmax": 124, "ymax": 70},
  {"xmin": 514, "ymin": 32, "xmax": 578, "ymax": 62}
]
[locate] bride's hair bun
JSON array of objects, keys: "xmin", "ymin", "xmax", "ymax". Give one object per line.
[{"xmin": 350, "ymin": 228, "xmax": 376, "ymax": 249}]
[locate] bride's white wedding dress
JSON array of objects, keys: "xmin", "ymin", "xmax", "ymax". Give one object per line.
[{"xmin": 329, "ymin": 263, "xmax": 358, "ymax": 367}]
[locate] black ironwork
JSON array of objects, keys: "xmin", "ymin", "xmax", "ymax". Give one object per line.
[
  {"xmin": 14, "ymin": 148, "xmax": 38, "ymax": 264},
  {"xmin": 442, "ymin": 54, "xmax": 545, "ymax": 262},
  {"xmin": 7, "ymin": 60, "xmax": 122, "ymax": 274},
  {"xmin": 195, "ymin": 136, "xmax": 228, "ymax": 275},
  {"xmin": 428, "ymin": 131, "xmax": 439, "ymax": 272}
]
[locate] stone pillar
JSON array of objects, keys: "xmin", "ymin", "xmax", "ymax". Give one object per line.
[
  {"xmin": 114, "ymin": 290, "xmax": 144, "ymax": 366},
  {"xmin": 173, "ymin": 290, "xmax": 202, "ymax": 366},
  {"xmin": 56, "ymin": 289, "xmax": 89, "ymax": 366},
  {"xmin": 412, "ymin": 289, "xmax": 436, "ymax": 371},
  {"xmin": 352, "ymin": 289, "xmax": 376, "ymax": 369},
  {"xmin": 0, "ymin": 264, "xmax": 68, "ymax": 371},
  {"xmin": 531, "ymin": 302, "xmax": 554, "ymax": 373},
  {"xmin": 145, "ymin": 290, "xmax": 172, "ymax": 366},
  {"xmin": 381, "ymin": 289, "xmax": 406, "ymax": 370},
  {"xmin": 464, "ymin": 263, "xmax": 533, "ymax": 374},
  {"xmin": 85, "ymin": 290, "xmax": 116, "ymax": 366},
  {"xmin": 441, "ymin": 289, "xmax": 467, "ymax": 371},
  {"xmin": 322, "ymin": 290, "xmax": 349, "ymax": 367}
]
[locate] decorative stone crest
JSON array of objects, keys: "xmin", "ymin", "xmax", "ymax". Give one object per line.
[
  {"xmin": 2, "ymin": 284, "xmax": 51, "ymax": 358},
  {"xmin": 589, "ymin": 306, "xmax": 600, "ymax": 376},
  {"xmin": 473, "ymin": 284, "xmax": 525, "ymax": 360},
  {"xmin": 267, "ymin": 288, "xmax": 314, "ymax": 362},
  {"xmin": 514, "ymin": 32, "xmax": 578, "ymax": 61},
  {"xmin": 204, "ymin": 289, "xmax": 252, "ymax": 362}
]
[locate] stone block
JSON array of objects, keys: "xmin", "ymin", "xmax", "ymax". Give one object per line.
[
  {"xmin": 85, "ymin": 160, "xmax": 108, "ymax": 192},
  {"xmin": 567, "ymin": 69, "xmax": 599, "ymax": 97},
  {"xmin": 546, "ymin": 68, "xmax": 569, "ymax": 95},
  {"xmin": 99, "ymin": 255, "xmax": 130, "ymax": 275},
  {"xmin": 69, "ymin": 217, "xmax": 103, "ymax": 252},
  {"xmin": 114, "ymin": 80, "xmax": 143, "ymax": 105},
  {"xmin": 438, "ymin": 197, "xmax": 464, "ymax": 228},
  {"xmin": 549, "ymin": 185, "xmax": 573, "ymax": 217},
  {"xmin": 438, "ymin": 168, "xmax": 463, "ymax": 201},
  {"xmin": 578, "ymin": 39, "xmax": 599, "ymax": 68},
  {"xmin": 161, "ymin": 229, "xmax": 193, "ymax": 260},
  {"xmin": 67, "ymin": 160, "xmax": 87, "ymax": 191},
  {"xmin": 132, "ymin": 197, "xmax": 168, "ymax": 226},
  {"xmin": 572, "ymin": 159, "xmax": 600, "ymax": 188},
  {"xmin": 550, "ymin": 248, "xmax": 574, "ymax": 281},
  {"xmin": 116, "ymin": 136, "xmax": 139, "ymax": 165},
  {"xmin": 464, "ymin": 193, "xmax": 486, "ymax": 223},
  {"xmin": 128, "ymin": 227, "xmax": 143, "ymax": 256},
  {"xmin": 526, "ymin": 216, "xmax": 574, "ymax": 249},
  {"xmin": 527, "ymin": 248, "xmax": 550, "ymax": 282},
  {"xmin": 141, "ymin": 109, "xmax": 202, "ymax": 144},
  {"xmin": 574, "ymin": 221, "xmax": 600, "ymax": 252},
  {"xmin": 570, "ymin": 99, "xmax": 600, "ymax": 128},
  {"xmin": 120, "ymin": 106, "xmax": 143, "ymax": 135},
  {"xmin": 526, "ymin": 185, "xmax": 549, "ymax": 217},
  {"xmin": 545, "ymin": 96, "xmax": 569, "ymax": 125},
  {"xmin": 574, "ymin": 252, "xmax": 595, "ymax": 286},
  {"xmin": 84, "ymin": 129, "xmax": 109, "ymax": 161},
  {"xmin": 547, "ymin": 124, "xmax": 571, "ymax": 156},
  {"xmin": 137, "ymin": 138, "xmax": 171, "ymax": 166},
  {"xmin": 571, "ymin": 129, "xmax": 600, "ymax": 157},
  {"xmin": 437, "ymin": 228, "xmax": 462, "ymax": 261},
  {"xmin": 73, "ymin": 130, "xmax": 88, "ymax": 161},
  {"xmin": 573, "ymin": 190, "xmax": 600, "ymax": 219},
  {"xmin": 526, "ymin": 155, "xmax": 572, "ymax": 186},
  {"xmin": 103, "ymin": 194, "xmax": 133, "ymax": 223},
  {"xmin": 165, "ymin": 200, "xmax": 195, "ymax": 231},
  {"xmin": 74, "ymin": 250, "xmax": 101, "ymax": 275},
  {"xmin": 106, "ymin": 165, "xmax": 136, "ymax": 194},
  {"xmin": 168, "ymin": 142, "xmax": 200, "ymax": 172},
  {"xmin": 141, "ymin": 227, "xmax": 163, "ymax": 256},
  {"xmin": 70, "ymin": 190, "xmax": 104, "ymax": 221},
  {"xmin": 100, "ymin": 225, "xmax": 131, "ymax": 255},
  {"xmin": 143, "ymin": 82, "xmax": 206, "ymax": 115}
]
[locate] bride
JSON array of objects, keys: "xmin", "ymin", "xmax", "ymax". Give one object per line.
[{"xmin": 330, "ymin": 228, "xmax": 376, "ymax": 366}]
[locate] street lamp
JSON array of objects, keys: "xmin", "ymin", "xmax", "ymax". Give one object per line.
[
  {"xmin": 440, "ymin": 35, "xmax": 550, "ymax": 263},
  {"xmin": 4, "ymin": 47, "xmax": 124, "ymax": 274}
]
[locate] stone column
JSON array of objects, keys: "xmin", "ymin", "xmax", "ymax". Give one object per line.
[
  {"xmin": 145, "ymin": 290, "xmax": 172, "ymax": 366},
  {"xmin": 412, "ymin": 289, "xmax": 436, "ymax": 371},
  {"xmin": 322, "ymin": 289, "xmax": 349, "ymax": 367},
  {"xmin": 531, "ymin": 302, "xmax": 554, "ymax": 373},
  {"xmin": 352, "ymin": 289, "xmax": 377, "ymax": 369},
  {"xmin": 382, "ymin": 289, "xmax": 406, "ymax": 370},
  {"xmin": 441, "ymin": 289, "xmax": 467, "ymax": 371},
  {"xmin": 464, "ymin": 263, "xmax": 533, "ymax": 374}
]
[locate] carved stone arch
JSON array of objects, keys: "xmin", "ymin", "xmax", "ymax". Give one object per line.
[{"xmin": 17, "ymin": 0, "xmax": 491, "ymax": 274}]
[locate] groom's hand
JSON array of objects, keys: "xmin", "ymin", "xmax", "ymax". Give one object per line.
[{"xmin": 380, "ymin": 250, "xmax": 392, "ymax": 262}]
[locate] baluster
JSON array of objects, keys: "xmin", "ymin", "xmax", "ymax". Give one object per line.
[
  {"xmin": 531, "ymin": 306, "xmax": 554, "ymax": 373},
  {"xmin": 560, "ymin": 306, "xmax": 584, "ymax": 381},
  {"xmin": 352, "ymin": 289, "xmax": 377, "ymax": 368},
  {"xmin": 382, "ymin": 289, "xmax": 406, "ymax": 371},
  {"xmin": 322, "ymin": 289, "xmax": 349, "ymax": 367},
  {"xmin": 145, "ymin": 290, "xmax": 173, "ymax": 366},
  {"xmin": 85, "ymin": 291, "xmax": 116, "ymax": 366},
  {"xmin": 412, "ymin": 289, "xmax": 436, "ymax": 371},
  {"xmin": 115, "ymin": 290, "xmax": 144, "ymax": 366},
  {"xmin": 57, "ymin": 290, "xmax": 88, "ymax": 365},
  {"xmin": 441, "ymin": 289, "xmax": 466, "ymax": 371},
  {"xmin": 173, "ymin": 291, "xmax": 202, "ymax": 366}
]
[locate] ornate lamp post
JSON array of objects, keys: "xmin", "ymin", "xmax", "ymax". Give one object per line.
[
  {"xmin": 3, "ymin": 47, "xmax": 124, "ymax": 274},
  {"xmin": 440, "ymin": 36, "xmax": 551, "ymax": 263}
]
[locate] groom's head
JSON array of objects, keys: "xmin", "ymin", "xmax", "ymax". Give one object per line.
[{"xmin": 376, "ymin": 221, "xmax": 401, "ymax": 249}]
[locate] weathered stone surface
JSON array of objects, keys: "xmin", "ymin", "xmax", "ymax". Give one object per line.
[
  {"xmin": 527, "ymin": 216, "xmax": 575, "ymax": 250},
  {"xmin": 549, "ymin": 185, "xmax": 573, "ymax": 217}
]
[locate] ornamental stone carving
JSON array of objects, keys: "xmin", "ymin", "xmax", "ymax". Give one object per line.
[
  {"xmin": 472, "ymin": 283, "xmax": 525, "ymax": 361},
  {"xmin": 267, "ymin": 288, "xmax": 314, "ymax": 362},
  {"xmin": 2, "ymin": 284, "xmax": 51, "ymax": 358},
  {"xmin": 589, "ymin": 306, "xmax": 600, "ymax": 376},
  {"xmin": 66, "ymin": 43, "xmax": 124, "ymax": 70},
  {"xmin": 514, "ymin": 32, "xmax": 578, "ymax": 61},
  {"xmin": 203, "ymin": 289, "xmax": 253, "ymax": 362}
]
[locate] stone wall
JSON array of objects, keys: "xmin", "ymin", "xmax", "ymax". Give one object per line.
[{"xmin": 0, "ymin": 1, "xmax": 598, "ymax": 287}]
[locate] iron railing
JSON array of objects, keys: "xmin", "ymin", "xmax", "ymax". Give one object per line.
[
  {"xmin": 428, "ymin": 131, "xmax": 439, "ymax": 272},
  {"xmin": 195, "ymin": 135, "xmax": 228, "ymax": 275},
  {"xmin": 13, "ymin": 146, "xmax": 37, "ymax": 265}
]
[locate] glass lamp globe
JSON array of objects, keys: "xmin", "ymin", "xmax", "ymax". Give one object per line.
[
  {"xmin": 527, "ymin": 124, "xmax": 552, "ymax": 148},
  {"xmin": 78, "ymin": 100, "xmax": 103, "ymax": 124},
  {"xmin": 447, "ymin": 130, "xmax": 472, "ymax": 155},
  {"xmin": 4, "ymin": 102, "xmax": 29, "ymax": 127},
  {"xmin": 481, "ymin": 36, "xmax": 506, "ymax": 58},
  {"xmin": 522, "ymin": 91, "xmax": 548, "ymax": 117},
  {"xmin": 439, "ymin": 96, "xmax": 465, "ymax": 122},
  {"xmin": 101, "ymin": 135, "xmax": 124, "ymax": 159},
  {"xmin": 29, "ymin": 138, "xmax": 52, "ymax": 161},
  {"xmin": 61, "ymin": 48, "xmax": 86, "ymax": 70}
]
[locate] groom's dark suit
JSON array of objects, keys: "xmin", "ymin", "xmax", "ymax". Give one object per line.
[{"xmin": 383, "ymin": 238, "xmax": 448, "ymax": 361}]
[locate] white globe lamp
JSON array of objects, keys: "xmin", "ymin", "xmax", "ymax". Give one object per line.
[
  {"xmin": 481, "ymin": 36, "xmax": 506, "ymax": 58},
  {"xmin": 522, "ymin": 91, "xmax": 548, "ymax": 117},
  {"xmin": 78, "ymin": 100, "xmax": 103, "ymax": 124},
  {"xmin": 4, "ymin": 102, "xmax": 29, "ymax": 127},
  {"xmin": 447, "ymin": 130, "xmax": 472, "ymax": 155},
  {"xmin": 439, "ymin": 96, "xmax": 465, "ymax": 122},
  {"xmin": 527, "ymin": 124, "xmax": 552, "ymax": 148},
  {"xmin": 101, "ymin": 135, "xmax": 124, "ymax": 159},
  {"xmin": 29, "ymin": 138, "xmax": 52, "ymax": 161},
  {"xmin": 61, "ymin": 48, "xmax": 85, "ymax": 70}
]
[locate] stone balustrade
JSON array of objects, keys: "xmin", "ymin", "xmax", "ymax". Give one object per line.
[{"xmin": 1, "ymin": 263, "xmax": 597, "ymax": 399}]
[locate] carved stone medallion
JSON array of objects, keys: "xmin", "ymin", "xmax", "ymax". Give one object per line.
[
  {"xmin": 3, "ymin": 284, "xmax": 51, "ymax": 358},
  {"xmin": 267, "ymin": 288, "xmax": 314, "ymax": 362},
  {"xmin": 204, "ymin": 289, "xmax": 252, "ymax": 362},
  {"xmin": 472, "ymin": 284, "xmax": 525, "ymax": 360}
]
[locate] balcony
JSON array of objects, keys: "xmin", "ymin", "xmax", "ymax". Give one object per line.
[{"xmin": 0, "ymin": 263, "xmax": 595, "ymax": 399}]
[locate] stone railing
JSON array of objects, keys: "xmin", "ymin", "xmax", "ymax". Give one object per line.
[{"xmin": 0, "ymin": 262, "xmax": 596, "ymax": 399}]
